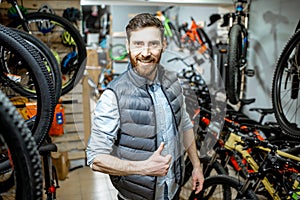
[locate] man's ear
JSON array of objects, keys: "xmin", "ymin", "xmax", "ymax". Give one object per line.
[
  {"xmin": 126, "ymin": 39, "xmax": 129, "ymax": 53},
  {"xmin": 162, "ymin": 38, "xmax": 167, "ymax": 52}
]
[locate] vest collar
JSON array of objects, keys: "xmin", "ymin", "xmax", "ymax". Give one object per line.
[{"xmin": 127, "ymin": 63, "xmax": 165, "ymax": 88}]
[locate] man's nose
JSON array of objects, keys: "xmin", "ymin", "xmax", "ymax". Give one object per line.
[{"xmin": 140, "ymin": 46, "xmax": 151, "ymax": 57}]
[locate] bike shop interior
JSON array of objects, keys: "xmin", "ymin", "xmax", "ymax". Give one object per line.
[{"xmin": 0, "ymin": 0, "xmax": 299, "ymax": 199}]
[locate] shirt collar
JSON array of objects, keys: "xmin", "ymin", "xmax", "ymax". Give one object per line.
[{"xmin": 128, "ymin": 63, "xmax": 163, "ymax": 88}]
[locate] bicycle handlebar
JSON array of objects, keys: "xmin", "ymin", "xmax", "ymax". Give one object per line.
[
  {"xmin": 162, "ymin": 6, "xmax": 174, "ymax": 14},
  {"xmin": 167, "ymin": 57, "xmax": 180, "ymax": 63}
]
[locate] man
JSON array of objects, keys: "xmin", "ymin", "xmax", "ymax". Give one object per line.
[{"xmin": 86, "ymin": 13, "xmax": 204, "ymax": 200}]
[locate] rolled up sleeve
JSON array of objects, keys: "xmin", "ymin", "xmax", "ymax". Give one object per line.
[{"xmin": 86, "ymin": 89, "xmax": 120, "ymax": 165}]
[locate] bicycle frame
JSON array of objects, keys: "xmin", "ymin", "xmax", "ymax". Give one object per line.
[
  {"xmin": 225, "ymin": 132, "xmax": 300, "ymax": 200},
  {"xmin": 181, "ymin": 17, "xmax": 208, "ymax": 54},
  {"xmin": 155, "ymin": 10, "xmax": 174, "ymax": 38},
  {"xmin": 6, "ymin": 0, "xmax": 31, "ymax": 32}
]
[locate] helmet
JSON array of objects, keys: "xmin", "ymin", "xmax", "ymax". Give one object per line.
[
  {"xmin": 8, "ymin": 5, "xmax": 28, "ymax": 19},
  {"xmin": 61, "ymin": 51, "xmax": 77, "ymax": 74},
  {"xmin": 63, "ymin": 7, "xmax": 81, "ymax": 23},
  {"xmin": 61, "ymin": 31, "xmax": 76, "ymax": 46},
  {"xmin": 37, "ymin": 4, "xmax": 55, "ymax": 14},
  {"xmin": 37, "ymin": 4, "xmax": 55, "ymax": 34}
]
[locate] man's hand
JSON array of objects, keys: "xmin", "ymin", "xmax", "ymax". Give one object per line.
[
  {"xmin": 143, "ymin": 142, "xmax": 172, "ymax": 176},
  {"xmin": 192, "ymin": 167, "xmax": 204, "ymax": 194}
]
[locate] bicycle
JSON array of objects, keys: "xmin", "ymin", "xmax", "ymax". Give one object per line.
[
  {"xmin": 10, "ymin": 28, "xmax": 62, "ymax": 104},
  {"xmin": 179, "ymin": 17, "xmax": 213, "ymax": 58},
  {"xmin": 194, "ymin": 131, "xmax": 300, "ymax": 200},
  {"xmin": 154, "ymin": 6, "xmax": 182, "ymax": 49},
  {"xmin": 38, "ymin": 136, "xmax": 60, "ymax": 200},
  {"xmin": 0, "ymin": 23, "xmax": 60, "ymax": 199},
  {"xmin": 225, "ymin": 0, "xmax": 255, "ymax": 105},
  {"xmin": 271, "ymin": 19, "xmax": 300, "ymax": 138},
  {"xmin": 5, "ymin": 0, "xmax": 87, "ymax": 95},
  {"xmin": 0, "ymin": 23, "xmax": 55, "ymax": 147},
  {"xmin": 0, "ymin": 89, "xmax": 43, "ymax": 200}
]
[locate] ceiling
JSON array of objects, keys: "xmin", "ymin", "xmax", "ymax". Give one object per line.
[{"xmin": 80, "ymin": 0, "xmax": 233, "ymax": 6}]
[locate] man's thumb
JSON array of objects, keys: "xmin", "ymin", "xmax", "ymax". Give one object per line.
[{"xmin": 156, "ymin": 142, "xmax": 165, "ymax": 155}]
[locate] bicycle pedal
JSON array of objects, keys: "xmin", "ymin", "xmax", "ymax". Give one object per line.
[{"xmin": 245, "ymin": 69, "xmax": 255, "ymax": 77}]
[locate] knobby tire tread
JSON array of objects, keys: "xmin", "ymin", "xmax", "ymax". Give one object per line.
[
  {"xmin": 227, "ymin": 24, "xmax": 243, "ymax": 105},
  {"xmin": 0, "ymin": 24, "xmax": 55, "ymax": 147},
  {"xmin": 0, "ymin": 90, "xmax": 43, "ymax": 200}
]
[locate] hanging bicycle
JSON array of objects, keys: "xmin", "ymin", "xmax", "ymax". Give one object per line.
[
  {"xmin": 6, "ymin": 0, "xmax": 87, "ymax": 95},
  {"xmin": 271, "ymin": 20, "xmax": 300, "ymax": 138},
  {"xmin": 226, "ymin": 0, "xmax": 254, "ymax": 105}
]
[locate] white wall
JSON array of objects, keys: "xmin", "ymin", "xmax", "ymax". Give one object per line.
[
  {"xmin": 245, "ymin": 0, "xmax": 299, "ymax": 122},
  {"xmin": 107, "ymin": 1, "xmax": 300, "ymax": 123}
]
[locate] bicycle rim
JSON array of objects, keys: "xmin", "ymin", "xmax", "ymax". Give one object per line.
[
  {"xmin": 11, "ymin": 28, "xmax": 62, "ymax": 103},
  {"xmin": 8, "ymin": 12, "xmax": 87, "ymax": 95},
  {"xmin": 272, "ymin": 30, "xmax": 300, "ymax": 137},
  {"xmin": 109, "ymin": 44, "xmax": 128, "ymax": 61}
]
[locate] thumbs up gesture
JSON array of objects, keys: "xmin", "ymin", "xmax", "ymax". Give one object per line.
[{"xmin": 143, "ymin": 142, "xmax": 172, "ymax": 176}]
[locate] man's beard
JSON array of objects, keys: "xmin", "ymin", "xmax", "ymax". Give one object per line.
[{"xmin": 129, "ymin": 51, "xmax": 162, "ymax": 78}]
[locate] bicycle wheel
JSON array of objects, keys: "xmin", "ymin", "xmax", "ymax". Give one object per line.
[
  {"xmin": 8, "ymin": 12, "xmax": 87, "ymax": 95},
  {"xmin": 11, "ymin": 28, "xmax": 62, "ymax": 103},
  {"xmin": 0, "ymin": 24, "xmax": 55, "ymax": 147},
  {"xmin": 167, "ymin": 21, "xmax": 182, "ymax": 49},
  {"xmin": 272, "ymin": 30, "xmax": 300, "ymax": 137},
  {"xmin": 0, "ymin": 90, "xmax": 43, "ymax": 200},
  {"xmin": 226, "ymin": 24, "xmax": 246, "ymax": 105},
  {"xmin": 183, "ymin": 156, "xmax": 227, "ymax": 186},
  {"xmin": 189, "ymin": 175, "xmax": 258, "ymax": 200},
  {"xmin": 196, "ymin": 28, "xmax": 213, "ymax": 58},
  {"xmin": 109, "ymin": 44, "xmax": 128, "ymax": 61}
]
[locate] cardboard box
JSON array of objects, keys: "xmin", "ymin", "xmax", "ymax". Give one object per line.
[{"xmin": 52, "ymin": 152, "xmax": 70, "ymax": 180}]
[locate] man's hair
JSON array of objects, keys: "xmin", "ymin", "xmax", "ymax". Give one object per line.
[{"xmin": 125, "ymin": 13, "xmax": 164, "ymax": 41}]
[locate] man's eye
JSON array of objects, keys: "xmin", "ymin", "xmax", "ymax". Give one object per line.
[
  {"xmin": 149, "ymin": 42, "xmax": 160, "ymax": 48},
  {"xmin": 133, "ymin": 42, "xmax": 143, "ymax": 47}
]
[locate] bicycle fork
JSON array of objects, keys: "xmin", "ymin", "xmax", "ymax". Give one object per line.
[{"xmin": 39, "ymin": 143, "xmax": 60, "ymax": 200}]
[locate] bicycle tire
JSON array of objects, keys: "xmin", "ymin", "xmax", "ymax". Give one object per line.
[
  {"xmin": 196, "ymin": 28, "xmax": 213, "ymax": 58},
  {"xmin": 0, "ymin": 90, "xmax": 43, "ymax": 200},
  {"xmin": 0, "ymin": 24, "xmax": 55, "ymax": 147},
  {"xmin": 183, "ymin": 156, "xmax": 227, "ymax": 186},
  {"xmin": 11, "ymin": 28, "xmax": 62, "ymax": 103},
  {"xmin": 226, "ymin": 24, "xmax": 245, "ymax": 105},
  {"xmin": 271, "ymin": 29, "xmax": 300, "ymax": 137},
  {"xmin": 8, "ymin": 12, "xmax": 87, "ymax": 95},
  {"xmin": 189, "ymin": 175, "xmax": 258, "ymax": 200},
  {"xmin": 167, "ymin": 21, "xmax": 182, "ymax": 49},
  {"xmin": 109, "ymin": 44, "xmax": 128, "ymax": 61}
]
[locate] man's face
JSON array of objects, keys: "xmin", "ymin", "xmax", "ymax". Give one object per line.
[{"xmin": 127, "ymin": 27, "xmax": 166, "ymax": 80}]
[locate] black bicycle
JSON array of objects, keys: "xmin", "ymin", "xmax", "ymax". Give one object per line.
[
  {"xmin": 6, "ymin": 0, "xmax": 87, "ymax": 95},
  {"xmin": 226, "ymin": 0, "xmax": 254, "ymax": 105},
  {"xmin": 0, "ymin": 23, "xmax": 55, "ymax": 147},
  {"xmin": 0, "ymin": 89, "xmax": 43, "ymax": 200},
  {"xmin": 0, "ymin": 24, "xmax": 60, "ymax": 200},
  {"xmin": 271, "ymin": 19, "xmax": 300, "ymax": 138}
]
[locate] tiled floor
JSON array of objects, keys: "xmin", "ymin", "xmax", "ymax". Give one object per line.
[
  {"xmin": 56, "ymin": 164, "xmax": 194, "ymax": 200},
  {"xmin": 56, "ymin": 166, "xmax": 118, "ymax": 200}
]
